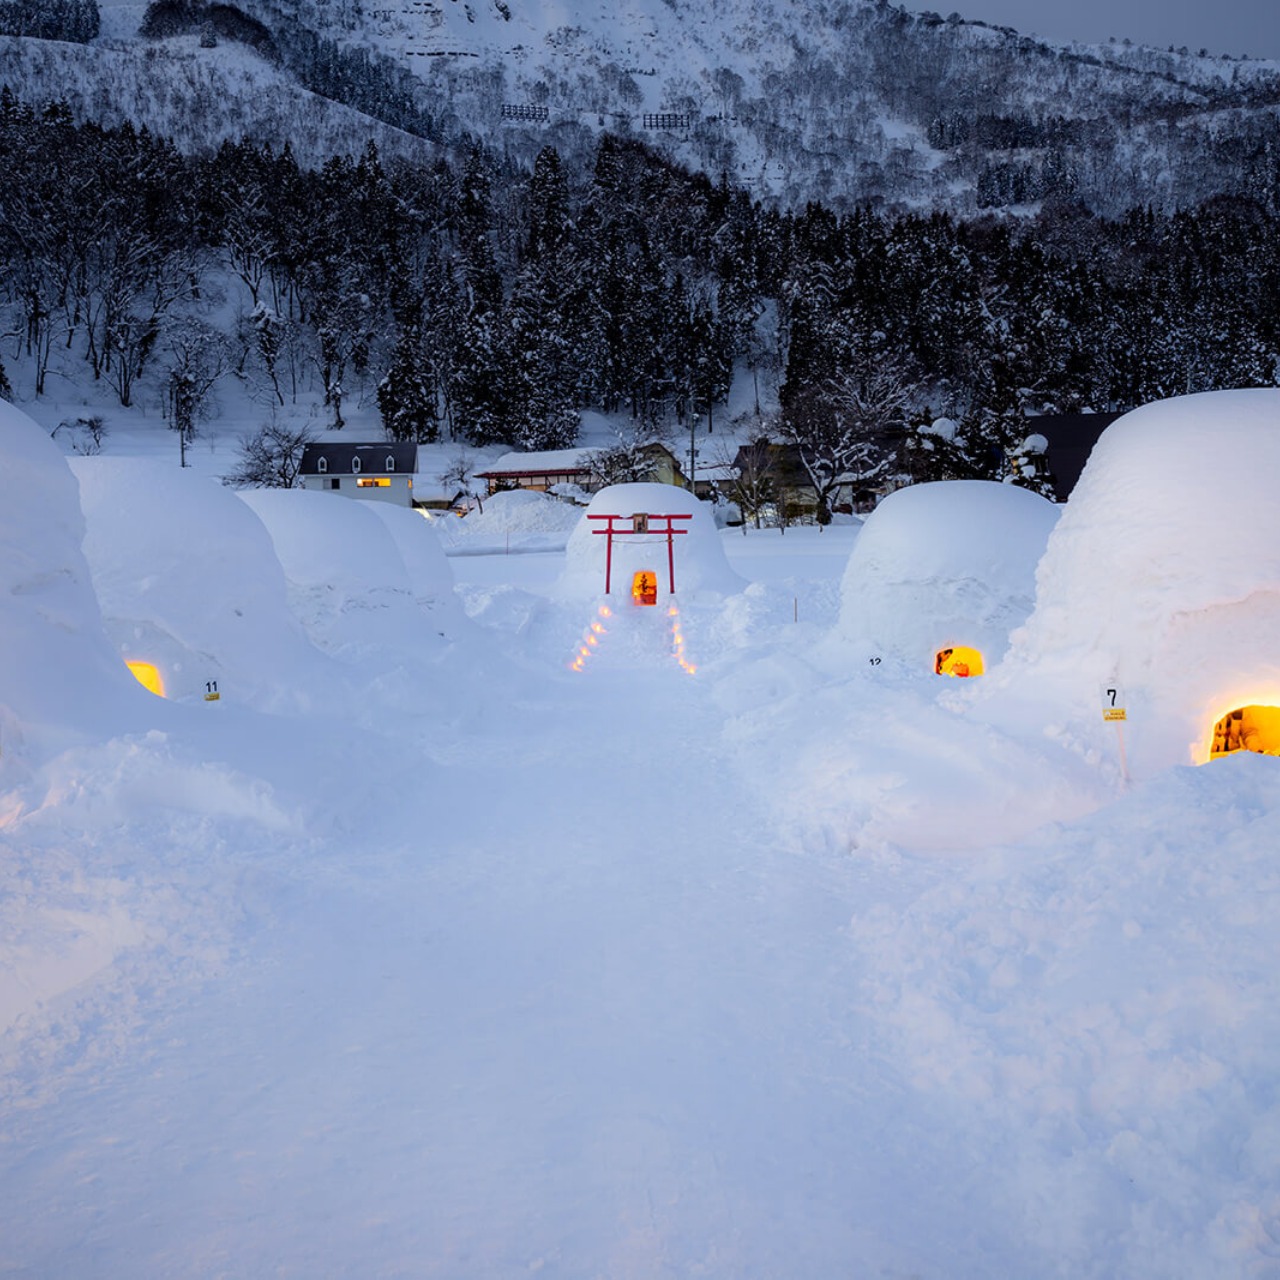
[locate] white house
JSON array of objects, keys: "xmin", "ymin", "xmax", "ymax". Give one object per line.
[{"xmin": 300, "ymin": 442, "xmax": 417, "ymax": 506}]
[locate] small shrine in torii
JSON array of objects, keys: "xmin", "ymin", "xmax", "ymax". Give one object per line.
[{"xmin": 558, "ymin": 484, "xmax": 743, "ymax": 606}]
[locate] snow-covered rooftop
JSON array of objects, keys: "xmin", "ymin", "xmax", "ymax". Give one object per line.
[{"xmin": 477, "ymin": 448, "xmax": 601, "ymax": 476}]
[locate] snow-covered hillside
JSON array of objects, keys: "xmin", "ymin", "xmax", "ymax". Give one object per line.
[{"xmin": 3, "ymin": 0, "xmax": 1278, "ymax": 212}]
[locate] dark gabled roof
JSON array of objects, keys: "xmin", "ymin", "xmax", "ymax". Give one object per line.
[
  {"xmin": 1027, "ymin": 413, "xmax": 1123, "ymax": 501},
  {"xmin": 300, "ymin": 442, "xmax": 418, "ymax": 476}
]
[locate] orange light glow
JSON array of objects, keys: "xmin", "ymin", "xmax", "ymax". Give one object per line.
[
  {"xmin": 1209, "ymin": 705, "xmax": 1280, "ymax": 760},
  {"xmin": 356, "ymin": 477, "xmax": 391, "ymax": 488},
  {"xmin": 935, "ymin": 646, "xmax": 984, "ymax": 678},
  {"xmin": 126, "ymin": 660, "xmax": 165, "ymax": 697},
  {"xmin": 632, "ymin": 570, "xmax": 658, "ymax": 606}
]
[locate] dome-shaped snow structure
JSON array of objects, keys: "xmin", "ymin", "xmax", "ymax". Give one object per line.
[
  {"xmin": 836, "ymin": 480, "xmax": 1059, "ymax": 676},
  {"xmin": 0, "ymin": 402, "xmax": 146, "ymax": 752},
  {"xmin": 71, "ymin": 458, "xmax": 334, "ymax": 712},
  {"xmin": 238, "ymin": 488, "xmax": 432, "ymax": 660},
  {"xmin": 364, "ymin": 502, "xmax": 463, "ymax": 633},
  {"xmin": 990, "ymin": 389, "xmax": 1280, "ymax": 770},
  {"xmin": 558, "ymin": 483, "xmax": 743, "ymax": 602}
]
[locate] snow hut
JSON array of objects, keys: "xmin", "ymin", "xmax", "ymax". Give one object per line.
[
  {"xmin": 986, "ymin": 388, "xmax": 1280, "ymax": 771},
  {"xmin": 558, "ymin": 483, "xmax": 742, "ymax": 603},
  {"xmin": 71, "ymin": 458, "xmax": 334, "ymax": 712},
  {"xmin": 0, "ymin": 401, "xmax": 146, "ymax": 753},
  {"xmin": 238, "ymin": 488, "xmax": 437, "ymax": 660},
  {"xmin": 364, "ymin": 502, "xmax": 463, "ymax": 634},
  {"xmin": 836, "ymin": 480, "xmax": 1059, "ymax": 676}
]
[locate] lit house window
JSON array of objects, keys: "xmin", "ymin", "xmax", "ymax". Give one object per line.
[{"xmin": 357, "ymin": 477, "xmax": 391, "ymax": 488}]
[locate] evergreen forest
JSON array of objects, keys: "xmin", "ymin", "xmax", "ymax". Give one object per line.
[{"xmin": 1, "ymin": 91, "xmax": 1278, "ymax": 485}]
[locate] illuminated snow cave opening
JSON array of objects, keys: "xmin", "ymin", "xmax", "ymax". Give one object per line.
[
  {"xmin": 1209, "ymin": 705, "xmax": 1280, "ymax": 760},
  {"xmin": 935, "ymin": 645, "xmax": 984, "ymax": 678}
]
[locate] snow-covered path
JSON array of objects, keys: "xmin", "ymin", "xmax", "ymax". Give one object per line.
[
  {"xmin": 6, "ymin": 503, "xmax": 1280, "ymax": 1279},
  {"xmin": 0, "ymin": 639, "xmax": 1022, "ymax": 1278}
]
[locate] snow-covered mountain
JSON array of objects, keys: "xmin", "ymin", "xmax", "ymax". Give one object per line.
[{"xmin": 3, "ymin": 0, "xmax": 1279, "ymax": 212}]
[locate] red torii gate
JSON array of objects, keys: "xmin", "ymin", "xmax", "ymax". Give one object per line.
[{"xmin": 588, "ymin": 511, "xmax": 692, "ymax": 596}]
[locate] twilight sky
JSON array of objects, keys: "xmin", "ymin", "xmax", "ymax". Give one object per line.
[{"xmin": 943, "ymin": 0, "xmax": 1280, "ymax": 60}]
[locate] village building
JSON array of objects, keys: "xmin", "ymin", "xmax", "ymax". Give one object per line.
[
  {"xmin": 300, "ymin": 442, "xmax": 418, "ymax": 507},
  {"xmin": 476, "ymin": 443, "xmax": 687, "ymax": 498}
]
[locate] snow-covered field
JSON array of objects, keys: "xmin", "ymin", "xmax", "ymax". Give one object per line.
[{"xmin": 4, "ymin": 390, "xmax": 1280, "ymax": 1278}]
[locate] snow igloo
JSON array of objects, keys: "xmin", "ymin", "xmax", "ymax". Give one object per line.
[
  {"xmin": 988, "ymin": 389, "xmax": 1280, "ymax": 771},
  {"xmin": 238, "ymin": 487, "xmax": 448, "ymax": 661},
  {"xmin": 0, "ymin": 402, "xmax": 148, "ymax": 753},
  {"xmin": 558, "ymin": 484, "xmax": 742, "ymax": 605},
  {"xmin": 836, "ymin": 480, "xmax": 1060, "ymax": 678},
  {"xmin": 72, "ymin": 458, "xmax": 335, "ymax": 712}
]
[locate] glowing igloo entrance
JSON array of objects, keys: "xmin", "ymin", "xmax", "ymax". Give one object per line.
[
  {"xmin": 1209, "ymin": 706, "xmax": 1280, "ymax": 759},
  {"xmin": 935, "ymin": 645, "xmax": 984, "ymax": 678},
  {"xmin": 126, "ymin": 659, "xmax": 165, "ymax": 697}
]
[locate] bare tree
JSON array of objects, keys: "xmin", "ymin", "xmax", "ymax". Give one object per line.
[
  {"xmin": 715, "ymin": 433, "xmax": 780, "ymax": 530},
  {"xmin": 165, "ymin": 317, "xmax": 230, "ymax": 446},
  {"xmin": 784, "ymin": 358, "xmax": 918, "ymax": 521},
  {"xmin": 223, "ymin": 421, "xmax": 314, "ymax": 489}
]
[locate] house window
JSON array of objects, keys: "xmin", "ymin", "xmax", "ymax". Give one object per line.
[
  {"xmin": 357, "ymin": 477, "xmax": 391, "ymax": 488},
  {"xmin": 385, "ymin": 456, "xmax": 396, "ymax": 472},
  {"xmin": 317, "ymin": 457, "xmax": 328, "ymax": 474},
  {"xmin": 352, "ymin": 456, "xmax": 362, "ymax": 474},
  {"xmin": 329, "ymin": 478, "xmax": 340, "ymax": 490}
]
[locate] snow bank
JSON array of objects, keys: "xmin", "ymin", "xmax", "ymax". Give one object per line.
[
  {"xmin": 71, "ymin": 459, "xmax": 334, "ymax": 713},
  {"xmin": 987, "ymin": 389, "xmax": 1280, "ymax": 772},
  {"xmin": 835, "ymin": 480, "xmax": 1059, "ymax": 675},
  {"xmin": 0, "ymin": 400, "xmax": 144, "ymax": 754},
  {"xmin": 435, "ymin": 488, "xmax": 582, "ymax": 554},
  {"xmin": 558, "ymin": 483, "xmax": 744, "ymax": 602}
]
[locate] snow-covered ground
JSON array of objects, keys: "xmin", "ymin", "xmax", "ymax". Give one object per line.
[{"xmin": 4, "ymin": 391, "xmax": 1280, "ymax": 1278}]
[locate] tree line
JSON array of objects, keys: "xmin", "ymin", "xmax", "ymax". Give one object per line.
[{"xmin": 0, "ymin": 94, "xmax": 1277, "ymax": 487}]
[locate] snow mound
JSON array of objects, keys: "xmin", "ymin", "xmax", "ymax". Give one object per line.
[
  {"xmin": 237, "ymin": 489, "xmax": 434, "ymax": 659},
  {"xmin": 988, "ymin": 388, "xmax": 1280, "ymax": 772},
  {"xmin": 836, "ymin": 480, "xmax": 1060, "ymax": 674},
  {"xmin": 71, "ymin": 459, "xmax": 333, "ymax": 712},
  {"xmin": 436, "ymin": 488, "xmax": 582, "ymax": 553},
  {"xmin": 0, "ymin": 400, "xmax": 144, "ymax": 754},
  {"xmin": 558, "ymin": 483, "xmax": 744, "ymax": 603}
]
